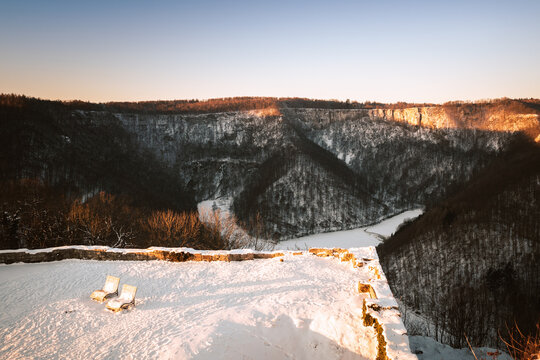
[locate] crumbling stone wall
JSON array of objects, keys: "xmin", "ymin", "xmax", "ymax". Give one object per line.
[{"xmin": 0, "ymin": 248, "xmax": 285, "ymax": 265}]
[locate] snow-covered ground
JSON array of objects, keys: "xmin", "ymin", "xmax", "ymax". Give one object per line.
[
  {"xmin": 276, "ymin": 209, "xmax": 423, "ymax": 250},
  {"xmin": 364, "ymin": 209, "xmax": 423, "ymax": 238},
  {"xmin": 276, "ymin": 227, "xmax": 380, "ymax": 250},
  {"xmin": 0, "ymin": 207, "xmax": 509, "ymax": 360},
  {"xmin": 0, "ymin": 255, "xmax": 380, "ymax": 359},
  {"xmin": 409, "ymin": 336, "xmax": 512, "ymax": 360}
]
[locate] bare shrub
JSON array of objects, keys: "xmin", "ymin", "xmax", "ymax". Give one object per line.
[
  {"xmin": 501, "ymin": 322, "xmax": 540, "ymax": 360},
  {"xmin": 68, "ymin": 192, "xmax": 137, "ymax": 247},
  {"xmin": 199, "ymin": 209, "xmax": 275, "ymax": 251},
  {"xmin": 144, "ymin": 210, "xmax": 201, "ymax": 248}
]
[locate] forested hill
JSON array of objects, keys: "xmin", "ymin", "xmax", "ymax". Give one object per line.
[
  {"xmin": 0, "ymin": 96, "xmax": 195, "ymax": 211},
  {"xmin": 377, "ymin": 135, "xmax": 540, "ymax": 349},
  {"xmin": 1, "ymin": 94, "xmax": 538, "ymax": 243}
]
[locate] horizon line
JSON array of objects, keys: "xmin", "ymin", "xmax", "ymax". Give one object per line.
[{"xmin": 2, "ymin": 92, "xmax": 539, "ymax": 106}]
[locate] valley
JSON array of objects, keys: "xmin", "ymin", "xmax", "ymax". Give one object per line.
[{"xmin": 1, "ymin": 95, "xmax": 539, "ymax": 357}]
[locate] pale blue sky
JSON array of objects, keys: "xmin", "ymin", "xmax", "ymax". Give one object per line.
[{"xmin": 1, "ymin": 0, "xmax": 539, "ymax": 103}]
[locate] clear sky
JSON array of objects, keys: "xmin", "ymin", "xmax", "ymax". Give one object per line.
[{"xmin": 1, "ymin": 0, "xmax": 539, "ymax": 103}]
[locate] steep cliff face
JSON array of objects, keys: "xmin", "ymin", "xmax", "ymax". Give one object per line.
[
  {"xmin": 71, "ymin": 104, "xmax": 532, "ymax": 240},
  {"xmin": 284, "ymin": 108, "xmax": 512, "ymax": 212},
  {"xmin": 83, "ymin": 111, "xmax": 288, "ymax": 202},
  {"xmin": 102, "ymin": 111, "xmax": 391, "ymax": 239},
  {"xmin": 369, "ymin": 105, "xmax": 539, "ymax": 136}
]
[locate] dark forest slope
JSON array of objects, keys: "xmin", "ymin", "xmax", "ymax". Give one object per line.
[
  {"xmin": 0, "ymin": 97, "xmax": 195, "ymax": 211},
  {"xmin": 377, "ymin": 136, "xmax": 540, "ymax": 348},
  {"xmin": 2, "ymin": 94, "xmax": 538, "ymax": 243}
]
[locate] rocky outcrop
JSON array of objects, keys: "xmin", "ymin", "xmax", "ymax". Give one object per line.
[
  {"xmin": 369, "ymin": 106, "xmax": 539, "ymax": 134},
  {"xmin": 288, "ymin": 105, "xmax": 539, "ymax": 135}
]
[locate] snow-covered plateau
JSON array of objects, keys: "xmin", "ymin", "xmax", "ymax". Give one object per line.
[
  {"xmin": 0, "ymin": 250, "xmax": 397, "ymax": 359},
  {"xmin": 0, "ymin": 211, "xmax": 510, "ymax": 360}
]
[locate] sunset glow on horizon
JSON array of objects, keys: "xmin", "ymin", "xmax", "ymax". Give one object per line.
[{"xmin": 1, "ymin": 0, "xmax": 539, "ymax": 103}]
